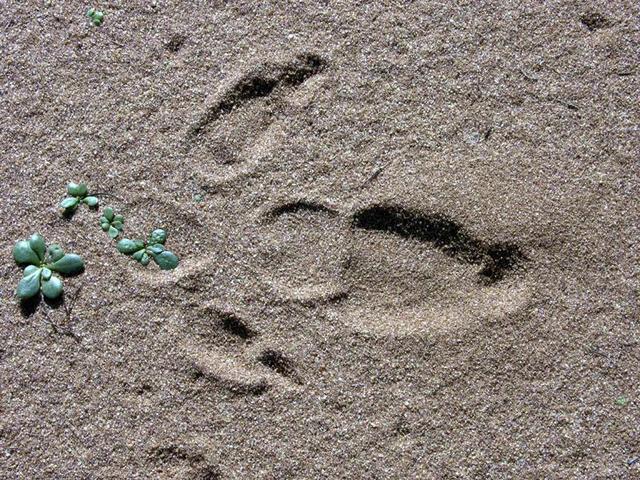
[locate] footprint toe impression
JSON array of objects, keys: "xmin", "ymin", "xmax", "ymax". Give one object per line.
[
  {"xmin": 262, "ymin": 201, "xmax": 531, "ymax": 335},
  {"xmin": 185, "ymin": 53, "xmax": 325, "ymax": 185},
  {"xmin": 180, "ymin": 303, "xmax": 302, "ymax": 396}
]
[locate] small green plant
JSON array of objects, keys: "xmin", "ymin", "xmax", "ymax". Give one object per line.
[
  {"xmin": 60, "ymin": 182, "xmax": 99, "ymax": 213},
  {"xmin": 615, "ymin": 396, "xmax": 629, "ymax": 406},
  {"xmin": 13, "ymin": 234, "xmax": 85, "ymax": 300},
  {"xmin": 99, "ymin": 207, "xmax": 124, "ymax": 239},
  {"xmin": 117, "ymin": 229, "xmax": 179, "ymax": 270},
  {"xmin": 86, "ymin": 8, "xmax": 105, "ymax": 26},
  {"xmin": 12, "ymin": 181, "xmax": 180, "ymax": 307}
]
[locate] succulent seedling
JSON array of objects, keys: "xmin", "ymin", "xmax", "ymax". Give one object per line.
[
  {"xmin": 60, "ymin": 182, "xmax": 99, "ymax": 213},
  {"xmin": 100, "ymin": 207, "xmax": 124, "ymax": 239},
  {"xmin": 615, "ymin": 396, "xmax": 629, "ymax": 406},
  {"xmin": 13, "ymin": 234, "xmax": 85, "ymax": 300},
  {"xmin": 117, "ymin": 229, "xmax": 179, "ymax": 270},
  {"xmin": 86, "ymin": 8, "xmax": 105, "ymax": 26}
]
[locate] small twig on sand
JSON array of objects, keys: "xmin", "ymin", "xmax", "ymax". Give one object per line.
[
  {"xmin": 363, "ymin": 164, "xmax": 387, "ymax": 186},
  {"xmin": 105, "ymin": 32, "xmax": 126, "ymax": 48},
  {"xmin": 553, "ymin": 98, "xmax": 579, "ymax": 111},
  {"xmin": 518, "ymin": 68, "xmax": 538, "ymax": 82},
  {"xmin": 611, "ymin": 70, "xmax": 634, "ymax": 77},
  {"xmin": 43, "ymin": 285, "xmax": 83, "ymax": 342},
  {"xmin": 92, "ymin": 192, "xmax": 126, "ymax": 203},
  {"xmin": 483, "ymin": 126, "xmax": 493, "ymax": 141}
]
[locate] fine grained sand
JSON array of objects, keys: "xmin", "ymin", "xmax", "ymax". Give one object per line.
[{"xmin": 1, "ymin": 1, "xmax": 638, "ymax": 478}]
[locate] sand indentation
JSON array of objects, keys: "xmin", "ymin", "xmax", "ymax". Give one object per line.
[
  {"xmin": 258, "ymin": 199, "xmax": 348, "ymax": 303},
  {"xmin": 352, "ymin": 205, "xmax": 524, "ymax": 282},
  {"xmin": 177, "ymin": 303, "xmax": 303, "ymax": 395},
  {"xmin": 261, "ymin": 201, "xmax": 531, "ymax": 335},
  {"xmin": 185, "ymin": 53, "xmax": 326, "ymax": 186}
]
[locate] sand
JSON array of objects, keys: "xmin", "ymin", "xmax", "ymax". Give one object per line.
[{"xmin": 1, "ymin": 1, "xmax": 639, "ymax": 478}]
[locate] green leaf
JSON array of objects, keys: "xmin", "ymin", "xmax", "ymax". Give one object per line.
[
  {"xmin": 112, "ymin": 221, "xmax": 123, "ymax": 230},
  {"xmin": 84, "ymin": 196, "xmax": 99, "ymax": 207},
  {"xmin": 147, "ymin": 244, "xmax": 164, "ymax": 255},
  {"xmin": 117, "ymin": 239, "xmax": 145, "ymax": 254},
  {"xmin": 41, "ymin": 276, "xmax": 63, "ymax": 299},
  {"xmin": 48, "ymin": 244, "xmax": 65, "ymax": 262},
  {"xmin": 67, "ymin": 182, "xmax": 87, "ymax": 197},
  {"xmin": 153, "ymin": 251, "xmax": 179, "ymax": 270},
  {"xmin": 140, "ymin": 253, "xmax": 150, "ymax": 266},
  {"xmin": 50, "ymin": 254, "xmax": 85, "ymax": 275},
  {"xmin": 108, "ymin": 226, "xmax": 120, "ymax": 239},
  {"xmin": 101, "ymin": 222, "xmax": 110, "ymax": 231},
  {"xmin": 132, "ymin": 250, "xmax": 145, "ymax": 261},
  {"xmin": 17, "ymin": 268, "xmax": 42, "ymax": 299},
  {"xmin": 103, "ymin": 207, "xmax": 114, "ymax": 221},
  {"xmin": 29, "ymin": 234, "xmax": 46, "ymax": 261},
  {"xmin": 615, "ymin": 396, "xmax": 629, "ymax": 406},
  {"xmin": 150, "ymin": 229, "xmax": 167, "ymax": 245},
  {"xmin": 114, "ymin": 214, "xmax": 124, "ymax": 223},
  {"xmin": 13, "ymin": 240, "xmax": 41, "ymax": 265},
  {"xmin": 24, "ymin": 265, "xmax": 40, "ymax": 276},
  {"xmin": 60, "ymin": 197, "xmax": 79, "ymax": 210},
  {"xmin": 41, "ymin": 267, "xmax": 52, "ymax": 281},
  {"xmin": 92, "ymin": 11, "xmax": 104, "ymax": 25}
]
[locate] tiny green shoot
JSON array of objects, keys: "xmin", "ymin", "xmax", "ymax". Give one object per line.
[
  {"xmin": 60, "ymin": 182, "xmax": 99, "ymax": 213},
  {"xmin": 615, "ymin": 396, "xmax": 629, "ymax": 406},
  {"xmin": 117, "ymin": 229, "xmax": 179, "ymax": 270},
  {"xmin": 86, "ymin": 8, "xmax": 105, "ymax": 26},
  {"xmin": 100, "ymin": 207, "xmax": 124, "ymax": 239},
  {"xmin": 13, "ymin": 234, "xmax": 85, "ymax": 300}
]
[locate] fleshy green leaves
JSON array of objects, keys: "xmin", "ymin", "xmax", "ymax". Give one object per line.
[
  {"xmin": 12, "ymin": 236, "xmax": 85, "ymax": 300},
  {"xmin": 41, "ymin": 276, "xmax": 64, "ymax": 299},
  {"xmin": 85, "ymin": 196, "xmax": 99, "ymax": 207},
  {"xmin": 49, "ymin": 254, "xmax": 85, "ymax": 275},
  {"xmin": 29, "ymin": 234, "xmax": 46, "ymax": 261},
  {"xmin": 117, "ymin": 228, "xmax": 179, "ymax": 270},
  {"xmin": 14, "ymin": 180, "xmax": 181, "ymax": 307},
  {"xmin": 117, "ymin": 239, "xmax": 145, "ymax": 254},
  {"xmin": 48, "ymin": 244, "xmax": 65, "ymax": 262},
  {"xmin": 150, "ymin": 229, "xmax": 167, "ymax": 245},
  {"xmin": 100, "ymin": 207, "xmax": 125, "ymax": 239},
  {"xmin": 87, "ymin": 8, "xmax": 105, "ymax": 26},
  {"xmin": 60, "ymin": 182, "xmax": 99, "ymax": 213},
  {"xmin": 17, "ymin": 267, "xmax": 42, "ymax": 299},
  {"xmin": 13, "ymin": 239, "xmax": 41, "ymax": 265},
  {"xmin": 60, "ymin": 197, "xmax": 79, "ymax": 210},
  {"xmin": 154, "ymin": 251, "xmax": 179, "ymax": 270},
  {"xmin": 67, "ymin": 182, "xmax": 87, "ymax": 197}
]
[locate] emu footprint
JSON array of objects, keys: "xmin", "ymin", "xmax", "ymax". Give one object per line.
[
  {"xmin": 185, "ymin": 53, "xmax": 325, "ymax": 185},
  {"xmin": 181, "ymin": 303, "xmax": 302, "ymax": 395}
]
